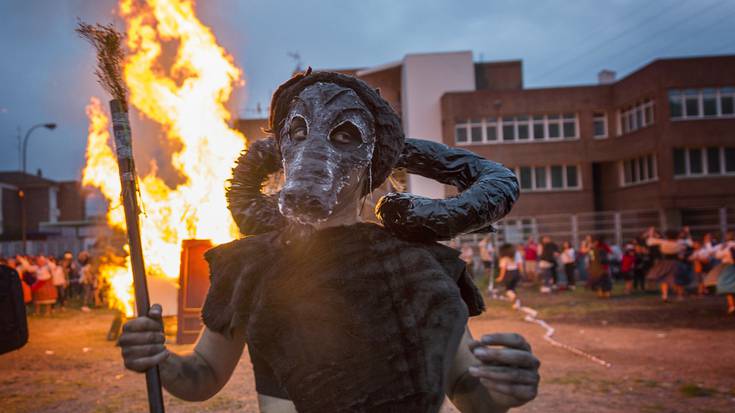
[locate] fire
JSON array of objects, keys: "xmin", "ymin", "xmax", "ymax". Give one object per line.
[{"xmin": 82, "ymin": 0, "xmax": 246, "ymax": 316}]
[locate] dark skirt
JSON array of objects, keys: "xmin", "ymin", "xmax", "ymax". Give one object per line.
[
  {"xmin": 503, "ymin": 269, "xmax": 520, "ymax": 291},
  {"xmin": 588, "ymin": 274, "xmax": 612, "ymax": 292},
  {"xmin": 646, "ymin": 259, "xmax": 685, "ymax": 286},
  {"xmin": 716, "ymin": 264, "xmax": 735, "ymax": 295},
  {"xmin": 620, "ymin": 270, "xmax": 633, "ymax": 281}
]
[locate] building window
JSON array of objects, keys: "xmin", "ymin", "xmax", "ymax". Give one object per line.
[
  {"xmin": 514, "ymin": 164, "xmax": 581, "ymax": 191},
  {"xmin": 669, "ymin": 87, "xmax": 735, "ymax": 120},
  {"xmin": 593, "ymin": 112, "xmax": 607, "ymax": 138},
  {"xmin": 620, "ymin": 154, "xmax": 657, "ymax": 186},
  {"xmin": 454, "ymin": 113, "xmax": 578, "ymax": 145},
  {"xmin": 673, "ymin": 146, "xmax": 735, "ymax": 177},
  {"xmin": 455, "ymin": 124, "xmax": 468, "ymax": 143},
  {"xmin": 618, "ymin": 99, "xmax": 654, "ymax": 135},
  {"xmin": 486, "ymin": 117, "xmax": 498, "ymax": 141}
]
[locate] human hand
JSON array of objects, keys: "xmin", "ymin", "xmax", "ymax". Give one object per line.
[
  {"xmin": 469, "ymin": 333, "xmax": 540, "ymax": 408},
  {"xmin": 119, "ymin": 304, "xmax": 169, "ymax": 372}
]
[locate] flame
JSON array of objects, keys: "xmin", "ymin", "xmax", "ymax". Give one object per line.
[{"xmin": 82, "ymin": 0, "xmax": 246, "ymax": 316}]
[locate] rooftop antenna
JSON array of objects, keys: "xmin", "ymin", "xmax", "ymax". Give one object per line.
[{"xmin": 287, "ymin": 51, "xmax": 303, "ymax": 74}]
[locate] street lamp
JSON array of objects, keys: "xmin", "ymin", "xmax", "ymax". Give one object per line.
[{"xmin": 20, "ymin": 122, "xmax": 57, "ymax": 253}]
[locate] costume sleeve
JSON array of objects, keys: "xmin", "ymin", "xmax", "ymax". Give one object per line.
[
  {"xmin": 201, "ymin": 233, "xmax": 277, "ymax": 339},
  {"xmin": 427, "ymin": 243, "xmax": 485, "ymax": 316}
]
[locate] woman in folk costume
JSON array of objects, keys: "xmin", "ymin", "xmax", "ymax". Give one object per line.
[
  {"xmin": 644, "ymin": 227, "xmax": 690, "ymax": 302},
  {"xmin": 30, "ymin": 256, "xmax": 57, "ymax": 315},
  {"xmin": 117, "ymin": 70, "xmax": 539, "ymax": 412},
  {"xmin": 714, "ymin": 231, "xmax": 735, "ymax": 314}
]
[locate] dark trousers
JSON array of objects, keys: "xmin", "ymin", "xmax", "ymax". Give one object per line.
[
  {"xmin": 633, "ymin": 270, "xmax": 646, "ymax": 290},
  {"xmin": 564, "ymin": 263, "xmax": 576, "ymax": 286},
  {"xmin": 55, "ymin": 285, "xmax": 66, "ymax": 307}
]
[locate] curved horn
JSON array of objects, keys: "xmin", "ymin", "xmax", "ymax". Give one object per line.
[
  {"xmin": 375, "ymin": 138, "xmax": 519, "ymax": 241},
  {"xmin": 226, "ymin": 137, "xmax": 519, "ymax": 241},
  {"xmin": 227, "ymin": 137, "xmax": 286, "ymax": 235}
]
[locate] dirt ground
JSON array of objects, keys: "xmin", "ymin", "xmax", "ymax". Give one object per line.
[{"xmin": 2, "ymin": 286, "xmax": 734, "ymax": 413}]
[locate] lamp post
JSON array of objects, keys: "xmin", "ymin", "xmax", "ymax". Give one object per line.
[{"xmin": 20, "ymin": 122, "xmax": 57, "ymax": 254}]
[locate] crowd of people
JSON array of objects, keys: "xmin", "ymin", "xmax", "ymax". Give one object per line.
[
  {"xmin": 454, "ymin": 227, "xmax": 735, "ymax": 314},
  {"xmin": 0, "ymin": 251, "xmax": 102, "ymax": 315}
]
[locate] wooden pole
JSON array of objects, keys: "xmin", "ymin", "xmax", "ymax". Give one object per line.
[{"xmin": 109, "ymin": 99, "xmax": 166, "ymax": 413}]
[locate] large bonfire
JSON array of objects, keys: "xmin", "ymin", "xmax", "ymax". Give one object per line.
[{"xmin": 81, "ymin": 0, "xmax": 246, "ymax": 316}]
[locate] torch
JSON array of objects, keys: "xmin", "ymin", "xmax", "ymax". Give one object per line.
[{"xmin": 77, "ymin": 22, "xmax": 165, "ymax": 413}]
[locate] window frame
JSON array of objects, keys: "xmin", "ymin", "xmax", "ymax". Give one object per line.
[
  {"xmin": 669, "ymin": 87, "xmax": 735, "ymax": 121},
  {"xmin": 673, "ymin": 146, "xmax": 735, "ymax": 178},
  {"xmin": 513, "ymin": 164, "xmax": 582, "ymax": 192},
  {"xmin": 619, "ymin": 154, "xmax": 658, "ymax": 187},
  {"xmin": 593, "ymin": 112, "xmax": 608, "ymax": 139},
  {"xmin": 454, "ymin": 113, "xmax": 579, "ymax": 145},
  {"xmin": 617, "ymin": 99, "xmax": 655, "ymax": 135}
]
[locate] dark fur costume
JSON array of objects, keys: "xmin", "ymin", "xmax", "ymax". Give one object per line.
[
  {"xmin": 206, "ymin": 70, "xmax": 518, "ymax": 412},
  {"xmin": 202, "ymin": 223, "xmax": 483, "ymax": 413}
]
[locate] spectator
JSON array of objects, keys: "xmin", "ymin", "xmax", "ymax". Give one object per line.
[
  {"xmin": 496, "ymin": 243, "xmax": 521, "ymax": 308},
  {"xmin": 560, "ymin": 241, "xmax": 576, "ymax": 290},
  {"xmin": 514, "ymin": 244, "xmax": 526, "ymax": 281},
  {"xmin": 538, "ymin": 236, "xmax": 560, "ymax": 292},
  {"xmin": 4, "ymin": 257, "xmax": 31, "ymax": 304},
  {"xmin": 50, "ymin": 257, "xmax": 67, "ymax": 311},
  {"xmin": 524, "ymin": 237, "xmax": 539, "ymax": 282},
  {"xmin": 64, "ymin": 251, "xmax": 81, "ymax": 300},
  {"xmin": 577, "ymin": 236, "xmax": 591, "ymax": 282},
  {"xmin": 633, "ymin": 241, "xmax": 651, "ymax": 292},
  {"xmin": 31, "ymin": 256, "xmax": 57, "ymax": 315},
  {"xmin": 478, "ymin": 235, "xmax": 495, "ymax": 291},
  {"xmin": 79, "ymin": 251, "xmax": 95, "ymax": 311},
  {"xmin": 459, "ymin": 242, "xmax": 475, "ymax": 280},
  {"xmin": 620, "ymin": 244, "xmax": 636, "ymax": 294},
  {"xmin": 587, "ymin": 236, "xmax": 612, "ymax": 298}
]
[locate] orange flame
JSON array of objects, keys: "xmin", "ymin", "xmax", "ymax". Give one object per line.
[{"xmin": 82, "ymin": 0, "xmax": 246, "ymax": 316}]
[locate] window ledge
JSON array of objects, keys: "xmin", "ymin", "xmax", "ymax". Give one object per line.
[
  {"xmin": 616, "ymin": 124, "xmax": 655, "ymax": 137},
  {"xmin": 519, "ymin": 188, "xmax": 583, "ymax": 193},
  {"xmin": 670, "ymin": 115, "xmax": 735, "ymax": 122},
  {"xmin": 456, "ymin": 137, "xmax": 580, "ymax": 146},
  {"xmin": 673, "ymin": 174, "xmax": 735, "ymax": 180},
  {"xmin": 620, "ymin": 179, "xmax": 658, "ymax": 188}
]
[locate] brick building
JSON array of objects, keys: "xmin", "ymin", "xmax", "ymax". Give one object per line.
[
  {"xmin": 236, "ymin": 52, "xmax": 735, "ymax": 239},
  {"xmin": 0, "ymin": 171, "xmax": 86, "ymax": 241}
]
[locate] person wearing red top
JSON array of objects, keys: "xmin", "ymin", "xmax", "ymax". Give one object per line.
[
  {"xmin": 524, "ymin": 237, "xmax": 539, "ymax": 282},
  {"xmin": 620, "ymin": 244, "xmax": 636, "ymax": 294}
]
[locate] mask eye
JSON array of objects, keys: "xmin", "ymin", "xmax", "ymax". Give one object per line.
[
  {"xmin": 329, "ymin": 122, "xmax": 362, "ymax": 146},
  {"xmin": 290, "ymin": 116, "xmax": 308, "ymax": 141}
]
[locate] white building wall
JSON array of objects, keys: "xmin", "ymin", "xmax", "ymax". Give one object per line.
[{"xmin": 401, "ymin": 51, "xmax": 475, "ymax": 198}]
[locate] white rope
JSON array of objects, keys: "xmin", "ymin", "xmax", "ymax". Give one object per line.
[{"xmin": 492, "ymin": 292, "xmax": 612, "ymax": 368}]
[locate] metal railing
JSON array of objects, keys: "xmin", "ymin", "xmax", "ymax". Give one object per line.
[
  {"xmin": 459, "ymin": 207, "xmax": 734, "ymax": 247},
  {"xmin": 0, "ymin": 238, "xmax": 85, "ymax": 257}
]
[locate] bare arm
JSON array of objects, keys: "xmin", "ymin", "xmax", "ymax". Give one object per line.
[
  {"xmin": 446, "ymin": 328, "xmax": 540, "ymax": 413},
  {"xmin": 159, "ymin": 326, "xmax": 246, "ymax": 400},
  {"xmin": 119, "ymin": 304, "xmax": 246, "ymax": 401}
]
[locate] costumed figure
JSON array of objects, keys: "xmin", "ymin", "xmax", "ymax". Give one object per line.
[{"xmin": 118, "ymin": 70, "xmax": 539, "ymax": 412}]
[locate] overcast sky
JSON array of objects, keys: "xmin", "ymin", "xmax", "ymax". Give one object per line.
[{"xmin": 1, "ymin": 0, "xmax": 733, "ymax": 180}]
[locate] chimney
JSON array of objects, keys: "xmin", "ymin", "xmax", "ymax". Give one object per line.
[
  {"xmin": 36, "ymin": 168, "xmax": 43, "ymax": 177},
  {"xmin": 598, "ymin": 69, "xmax": 616, "ymax": 85}
]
